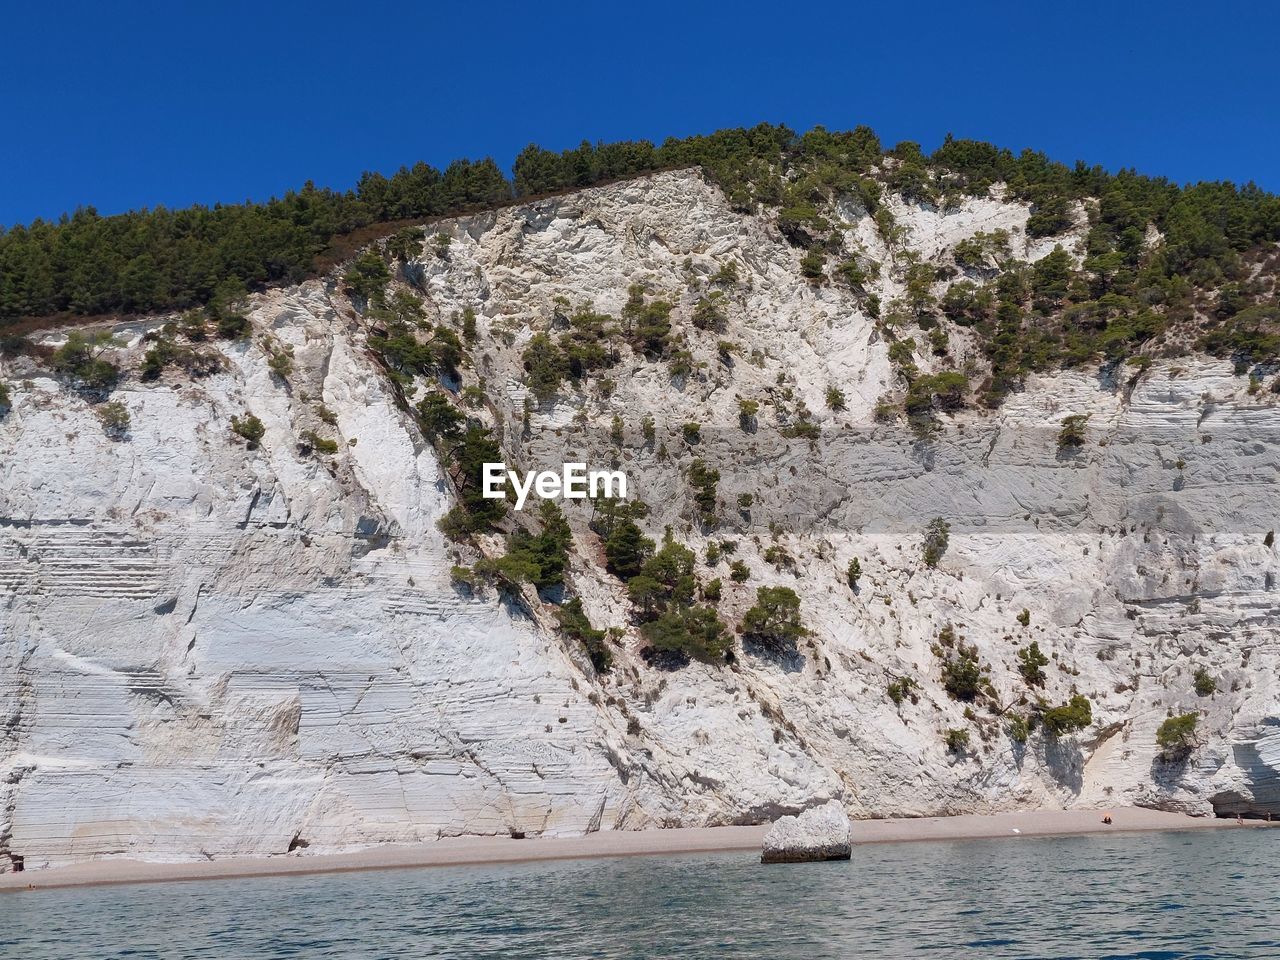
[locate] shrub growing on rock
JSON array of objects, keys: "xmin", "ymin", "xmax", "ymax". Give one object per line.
[
  {"xmin": 1026, "ymin": 193, "xmax": 1073, "ymax": 237},
  {"xmin": 264, "ymin": 338, "xmax": 294, "ymax": 382},
  {"xmin": 369, "ymin": 306, "xmax": 462, "ymax": 384},
  {"xmin": 472, "ymin": 553, "xmax": 542, "ymax": 592},
  {"xmin": 522, "ymin": 332, "xmax": 568, "ymax": 400},
  {"xmin": 1193, "ymin": 667, "xmax": 1217, "ymax": 697},
  {"xmin": 941, "ymin": 280, "xmax": 993, "ymax": 326},
  {"xmin": 178, "ymin": 309, "xmax": 209, "ymax": 342},
  {"xmin": 442, "ymin": 426, "xmax": 508, "ymax": 532},
  {"xmin": 626, "ymin": 574, "xmax": 666, "ymax": 616},
  {"xmin": 95, "ymin": 401, "xmax": 130, "ymax": 440},
  {"xmin": 642, "ymin": 603, "xmax": 730, "ymax": 662},
  {"xmin": 497, "ymin": 501, "xmax": 574, "ymax": 591},
  {"xmin": 945, "ymin": 728, "xmax": 970, "ymax": 753},
  {"xmin": 928, "ymin": 327, "xmax": 949, "ymax": 356},
  {"xmin": 887, "ymin": 337, "xmax": 918, "ymax": 378},
  {"xmin": 953, "ymin": 229, "xmax": 1011, "ymax": 272},
  {"xmin": 589, "ymin": 496, "xmax": 649, "ymax": 540},
  {"xmin": 1156, "ymin": 712, "xmax": 1199, "ymax": 760},
  {"xmin": 52, "ymin": 331, "xmax": 121, "ymax": 391},
  {"xmin": 342, "ymin": 250, "xmax": 391, "ymax": 304},
  {"xmin": 887, "ymin": 675, "xmax": 918, "ymax": 706},
  {"xmin": 941, "ymin": 643, "xmax": 988, "ymax": 701},
  {"xmin": 692, "ymin": 293, "xmax": 726, "ymax": 331},
  {"xmin": 557, "ymin": 598, "xmax": 611, "ymax": 672},
  {"xmin": 386, "ymin": 227, "xmax": 425, "ymax": 263},
  {"xmin": 740, "ymin": 586, "xmax": 807, "ymax": 653},
  {"xmin": 688, "ymin": 459, "xmax": 719, "ymax": 522},
  {"xmin": 639, "ymin": 535, "xmax": 697, "ymax": 596},
  {"xmin": 922, "ymin": 517, "xmax": 951, "ymax": 567},
  {"xmin": 800, "ymin": 247, "xmax": 825, "ymax": 281},
  {"xmin": 835, "ymin": 257, "xmax": 873, "ymax": 291},
  {"xmin": 230, "ymin": 413, "xmax": 266, "ymax": 448},
  {"xmin": 416, "ymin": 392, "xmax": 464, "ymax": 443},
  {"xmin": 436, "ymin": 507, "xmax": 473, "ymax": 542},
  {"xmin": 1016, "ymin": 641, "xmax": 1049, "ymax": 687},
  {"xmin": 763, "ymin": 545, "xmax": 794, "ymax": 571},
  {"xmin": 1058, "ymin": 414, "xmax": 1089, "ymax": 451},
  {"xmin": 449, "ymin": 564, "xmax": 477, "ymax": 588},
  {"xmin": 1039, "ymin": 695, "xmax": 1093, "ymax": 736},
  {"xmin": 845, "ymin": 558, "xmax": 861, "ymax": 590},
  {"xmin": 711, "ymin": 261, "xmax": 739, "ymax": 286},
  {"xmin": 902, "ymin": 261, "xmax": 938, "ymax": 321},
  {"xmin": 140, "ymin": 335, "xmax": 222, "ymax": 382},
  {"xmin": 140, "ymin": 340, "xmax": 172, "ymax": 381},
  {"xmin": 621, "ymin": 285, "xmax": 673, "ymax": 357},
  {"xmin": 300, "ymin": 430, "xmax": 339, "ymax": 456},
  {"xmin": 669, "ymin": 347, "xmax": 699, "ymax": 381},
  {"xmin": 905, "ymin": 372, "xmax": 968, "ymax": 423},
  {"xmin": 782, "ymin": 419, "xmax": 820, "ymax": 440},
  {"xmin": 216, "ymin": 311, "xmax": 251, "ymax": 340},
  {"xmin": 460, "ymin": 306, "xmax": 478, "ymax": 342},
  {"xmin": 605, "ymin": 520, "xmax": 655, "ymax": 580}
]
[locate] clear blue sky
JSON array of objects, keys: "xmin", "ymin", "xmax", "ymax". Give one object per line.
[{"xmin": 3, "ymin": 0, "xmax": 1277, "ymax": 227}]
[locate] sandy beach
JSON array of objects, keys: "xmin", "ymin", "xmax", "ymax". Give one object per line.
[{"xmin": 2, "ymin": 807, "xmax": 1271, "ymax": 894}]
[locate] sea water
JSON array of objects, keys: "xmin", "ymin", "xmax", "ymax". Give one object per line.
[{"xmin": 6, "ymin": 829, "xmax": 1279, "ymax": 959}]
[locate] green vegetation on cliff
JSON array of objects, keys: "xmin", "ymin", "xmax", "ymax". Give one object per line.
[{"xmin": 4, "ymin": 126, "xmax": 1277, "ymax": 379}]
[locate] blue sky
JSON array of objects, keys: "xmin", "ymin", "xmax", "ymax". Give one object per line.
[{"xmin": 3, "ymin": 0, "xmax": 1277, "ymax": 227}]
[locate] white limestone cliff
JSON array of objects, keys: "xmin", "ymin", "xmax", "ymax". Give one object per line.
[{"xmin": 1, "ymin": 169, "xmax": 1277, "ymax": 869}]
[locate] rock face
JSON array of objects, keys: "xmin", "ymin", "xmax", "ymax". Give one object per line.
[
  {"xmin": 761, "ymin": 800, "xmax": 852, "ymax": 863},
  {"xmin": 1, "ymin": 169, "xmax": 1279, "ymax": 870}
]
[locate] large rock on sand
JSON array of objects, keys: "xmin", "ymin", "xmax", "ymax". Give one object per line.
[{"xmin": 761, "ymin": 800, "xmax": 852, "ymax": 863}]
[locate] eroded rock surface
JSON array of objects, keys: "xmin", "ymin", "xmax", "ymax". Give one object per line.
[
  {"xmin": 761, "ymin": 800, "xmax": 852, "ymax": 863},
  {"xmin": 2, "ymin": 169, "xmax": 1278, "ymax": 869}
]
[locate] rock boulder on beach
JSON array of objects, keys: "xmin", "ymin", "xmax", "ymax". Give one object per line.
[{"xmin": 761, "ymin": 800, "xmax": 852, "ymax": 864}]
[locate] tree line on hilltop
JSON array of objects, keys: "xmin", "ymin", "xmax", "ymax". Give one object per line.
[{"xmin": 1, "ymin": 123, "xmax": 1277, "ymax": 348}]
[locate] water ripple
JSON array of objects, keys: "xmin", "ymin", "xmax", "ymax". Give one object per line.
[{"xmin": 5, "ymin": 830, "xmax": 1279, "ymax": 959}]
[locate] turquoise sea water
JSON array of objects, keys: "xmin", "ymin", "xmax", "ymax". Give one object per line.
[{"xmin": 5, "ymin": 829, "xmax": 1279, "ymax": 959}]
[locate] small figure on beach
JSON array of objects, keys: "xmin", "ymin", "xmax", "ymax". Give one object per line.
[
  {"xmin": 1237, "ymin": 813, "xmax": 1244, "ymax": 825},
  {"xmin": 1101, "ymin": 814, "xmax": 1113, "ymax": 825}
]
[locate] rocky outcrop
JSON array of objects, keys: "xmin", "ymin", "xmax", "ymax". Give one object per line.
[
  {"xmin": 761, "ymin": 800, "xmax": 852, "ymax": 863},
  {"xmin": 1, "ymin": 169, "xmax": 1278, "ymax": 869}
]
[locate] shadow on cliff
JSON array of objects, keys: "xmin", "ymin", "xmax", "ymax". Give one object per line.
[
  {"xmin": 1040, "ymin": 736, "xmax": 1085, "ymax": 794},
  {"xmin": 740, "ymin": 637, "xmax": 806, "ymax": 674}
]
